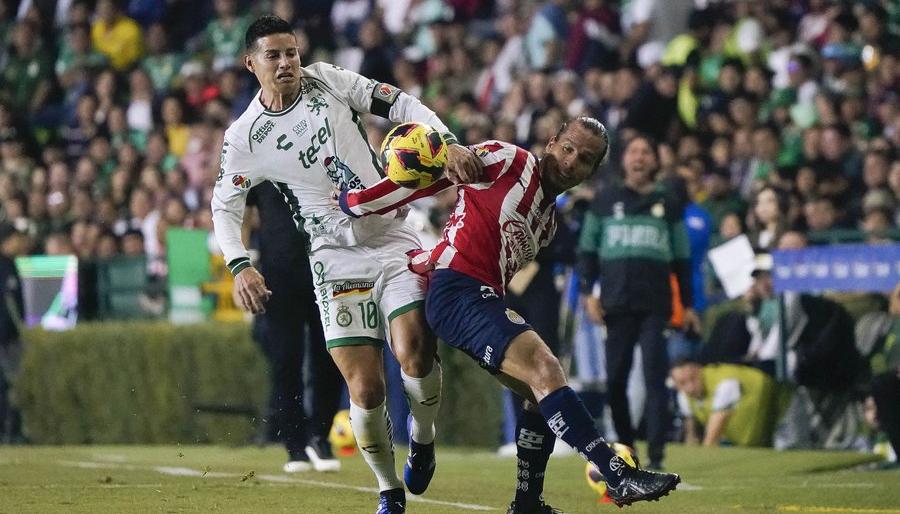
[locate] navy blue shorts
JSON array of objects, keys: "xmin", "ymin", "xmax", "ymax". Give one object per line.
[{"xmin": 425, "ymin": 268, "xmax": 532, "ymax": 374}]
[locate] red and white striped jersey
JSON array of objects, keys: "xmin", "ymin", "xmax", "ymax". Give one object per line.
[{"xmin": 339, "ymin": 140, "xmax": 557, "ymax": 294}]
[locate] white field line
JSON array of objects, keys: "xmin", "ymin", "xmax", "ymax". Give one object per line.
[{"xmin": 58, "ymin": 460, "xmax": 496, "ymax": 511}]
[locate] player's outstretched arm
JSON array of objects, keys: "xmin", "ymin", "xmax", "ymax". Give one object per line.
[{"xmin": 338, "ymin": 176, "xmax": 454, "ymax": 218}]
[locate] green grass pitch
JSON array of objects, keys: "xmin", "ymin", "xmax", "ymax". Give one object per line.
[{"xmin": 1, "ymin": 444, "xmax": 897, "ymax": 513}]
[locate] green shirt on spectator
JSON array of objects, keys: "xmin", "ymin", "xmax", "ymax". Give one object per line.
[
  {"xmin": 204, "ymin": 15, "xmax": 251, "ymax": 70},
  {"xmin": 142, "ymin": 52, "xmax": 186, "ymax": 92},
  {"xmin": 1, "ymin": 51, "xmax": 53, "ymax": 112}
]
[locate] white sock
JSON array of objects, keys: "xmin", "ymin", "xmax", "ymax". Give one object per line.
[
  {"xmin": 401, "ymin": 360, "xmax": 442, "ymax": 444},
  {"xmin": 349, "ymin": 401, "xmax": 402, "ymax": 491}
]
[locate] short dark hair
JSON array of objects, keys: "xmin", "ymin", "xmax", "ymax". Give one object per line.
[
  {"xmin": 554, "ymin": 116, "xmax": 610, "ymax": 171},
  {"xmin": 245, "ymin": 15, "xmax": 293, "ymax": 51},
  {"xmin": 622, "ymin": 132, "xmax": 660, "ymax": 164}
]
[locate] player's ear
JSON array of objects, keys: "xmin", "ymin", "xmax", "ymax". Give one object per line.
[{"xmin": 244, "ymin": 53, "xmax": 254, "ymax": 73}]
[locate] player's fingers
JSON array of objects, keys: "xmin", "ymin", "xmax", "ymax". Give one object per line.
[
  {"xmin": 445, "ymin": 167, "xmax": 463, "ymax": 184},
  {"xmin": 460, "ymin": 153, "xmax": 481, "ymax": 182},
  {"xmin": 237, "ymin": 287, "xmax": 253, "ymax": 312}
]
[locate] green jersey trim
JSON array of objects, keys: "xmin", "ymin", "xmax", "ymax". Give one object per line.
[
  {"xmin": 273, "ymin": 182, "xmax": 310, "ymax": 248},
  {"xmin": 388, "ymin": 300, "xmax": 424, "ymax": 322},
  {"xmin": 351, "ymin": 109, "xmax": 385, "ymax": 178},
  {"xmin": 261, "ymin": 88, "xmax": 305, "ymax": 117},
  {"xmin": 326, "ymin": 336, "xmax": 384, "ymax": 349}
]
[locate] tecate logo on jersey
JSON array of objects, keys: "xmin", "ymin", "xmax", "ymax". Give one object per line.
[{"xmin": 297, "ymin": 117, "xmax": 333, "ymax": 169}]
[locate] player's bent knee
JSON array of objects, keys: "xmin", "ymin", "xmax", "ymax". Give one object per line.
[
  {"xmin": 348, "ymin": 381, "xmax": 386, "ymax": 409},
  {"xmin": 392, "ymin": 337, "xmax": 435, "ymax": 377},
  {"xmin": 532, "ymin": 351, "xmax": 567, "ymax": 395}
]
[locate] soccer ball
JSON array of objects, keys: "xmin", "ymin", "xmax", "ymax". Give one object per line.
[
  {"xmin": 328, "ymin": 409, "xmax": 357, "ymax": 457},
  {"xmin": 380, "ymin": 122, "xmax": 448, "ymax": 189},
  {"xmin": 585, "ymin": 443, "xmax": 641, "ymax": 499}
]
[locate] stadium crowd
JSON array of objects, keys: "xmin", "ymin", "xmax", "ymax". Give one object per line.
[{"xmin": 0, "ymin": 0, "xmax": 897, "ymax": 457}]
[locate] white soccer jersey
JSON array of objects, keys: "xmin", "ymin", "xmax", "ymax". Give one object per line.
[{"xmin": 211, "ymin": 62, "xmax": 456, "ymax": 274}]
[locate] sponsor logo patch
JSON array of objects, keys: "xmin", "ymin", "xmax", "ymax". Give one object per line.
[
  {"xmin": 372, "ymin": 82, "xmax": 400, "ymax": 104},
  {"xmin": 232, "ymin": 175, "xmax": 251, "ymax": 189},
  {"xmin": 505, "ymin": 308, "xmax": 526, "ymax": 325},
  {"xmin": 332, "ymin": 280, "xmax": 375, "ymax": 298},
  {"xmin": 483, "ymin": 346, "xmax": 493, "ymax": 365},
  {"xmin": 251, "ymin": 119, "xmax": 275, "ymax": 143},
  {"xmin": 480, "ymin": 285, "xmax": 498, "ymax": 299}
]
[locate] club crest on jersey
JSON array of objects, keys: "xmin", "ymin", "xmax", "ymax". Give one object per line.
[
  {"xmin": 332, "ymin": 280, "xmax": 375, "ymax": 298},
  {"xmin": 506, "ymin": 309, "xmax": 526, "ymax": 325},
  {"xmin": 307, "ymin": 95, "xmax": 328, "ymax": 116},
  {"xmin": 613, "ymin": 201, "xmax": 625, "ymax": 219},
  {"xmin": 652, "ymin": 202, "xmax": 665, "ymax": 218},
  {"xmin": 336, "ymin": 305, "xmax": 353, "ymax": 327},
  {"xmin": 232, "ymin": 175, "xmax": 251, "ymax": 189}
]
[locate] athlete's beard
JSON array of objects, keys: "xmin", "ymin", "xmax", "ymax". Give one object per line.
[{"xmin": 540, "ymin": 154, "xmax": 565, "ymax": 195}]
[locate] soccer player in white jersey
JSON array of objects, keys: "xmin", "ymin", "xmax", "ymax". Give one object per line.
[
  {"xmin": 340, "ymin": 118, "xmax": 682, "ymax": 512},
  {"xmin": 211, "ymin": 16, "xmax": 480, "ymax": 514}
]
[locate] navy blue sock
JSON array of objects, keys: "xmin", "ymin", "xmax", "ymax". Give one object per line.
[
  {"xmin": 538, "ymin": 386, "xmax": 625, "ymax": 488},
  {"xmin": 514, "ymin": 409, "xmax": 555, "ymax": 507}
]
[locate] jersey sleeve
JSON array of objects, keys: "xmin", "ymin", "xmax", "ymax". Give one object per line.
[
  {"xmin": 309, "ymin": 62, "xmax": 459, "ymax": 145},
  {"xmin": 210, "ymin": 137, "xmax": 259, "ymax": 275},
  {"xmin": 338, "ymin": 177, "xmax": 454, "ymax": 217},
  {"xmin": 466, "ymin": 141, "xmax": 525, "ymax": 188}
]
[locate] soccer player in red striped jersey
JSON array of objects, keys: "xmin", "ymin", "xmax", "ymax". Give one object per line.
[{"xmin": 340, "ymin": 118, "xmax": 681, "ymax": 511}]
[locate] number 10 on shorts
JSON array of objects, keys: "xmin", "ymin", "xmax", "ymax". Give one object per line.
[{"xmin": 358, "ymin": 301, "xmax": 378, "ymax": 329}]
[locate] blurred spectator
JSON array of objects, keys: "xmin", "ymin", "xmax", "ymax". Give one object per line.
[
  {"xmin": 748, "ymin": 186, "xmax": 790, "ymax": 250},
  {"xmin": 142, "ymin": 22, "xmax": 185, "ymax": 93},
  {"xmin": 524, "ymin": 0, "xmax": 568, "ymax": 71},
  {"xmin": 1, "ymin": 21, "xmax": 53, "ymax": 115},
  {"xmin": 120, "ymin": 228, "xmax": 145, "ymax": 256},
  {"xmin": 201, "ymin": 0, "xmax": 251, "ymax": 72},
  {"xmin": 356, "ymin": 19, "xmax": 395, "ymax": 85},
  {"xmin": 91, "ymin": 0, "xmax": 144, "ymax": 71},
  {"xmin": 671, "ymin": 360, "xmax": 779, "ymax": 447}
]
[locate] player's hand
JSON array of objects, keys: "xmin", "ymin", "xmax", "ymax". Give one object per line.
[
  {"xmin": 683, "ymin": 308, "xmax": 702, "ymax": 336},
  {"xmin": 445, "ymin": 143, "xmax": 481, "ymax": 184},
  {"xmin": 582, "ymin": 294, "xmax": 605, "ymax": 326},
  {"xmin": 233, "ymin": 266, "xmax": 271, "ymax": 314}
]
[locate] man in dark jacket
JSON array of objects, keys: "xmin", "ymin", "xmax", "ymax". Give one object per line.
[
  {"xmin": 246, "ymin": 183, "xmax": 344, "ymax": 472},
  {"xmin": 577, "ymin": 134, "xmax": 699, "ymax": 469},
  {"xmin": 0, "ymin": 224, "xmax": 25, "ymax": 443}
]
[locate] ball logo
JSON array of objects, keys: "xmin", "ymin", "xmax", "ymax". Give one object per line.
[
  {"xmin": 232, "ymin": 175, "xmax": 251, "ymax": 189},
  {"xmin": 506, "ymin": 308, "xmax": 525, "ymax": 325}
]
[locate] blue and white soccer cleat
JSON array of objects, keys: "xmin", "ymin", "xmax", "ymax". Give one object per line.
[
  {"xmin": 403, "ymin": 439, "xmax": 436, "ymax": 495},
  {"xmin": 376, "ymin": 488, "xmax": 406, "ymax": 514}
]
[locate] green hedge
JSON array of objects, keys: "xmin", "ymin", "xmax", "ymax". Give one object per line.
[
  {"xmin": 17, "ymin": 322, "xmax": 268, "ymax": 445},
  {"xmin": 16, "ymin": 322, "xmax": 503, "ymax": 447}
]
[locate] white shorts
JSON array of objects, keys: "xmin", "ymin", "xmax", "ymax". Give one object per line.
[{"xmin": 309, "ymin": 224, "xmax": 426, "ymax": 348}]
